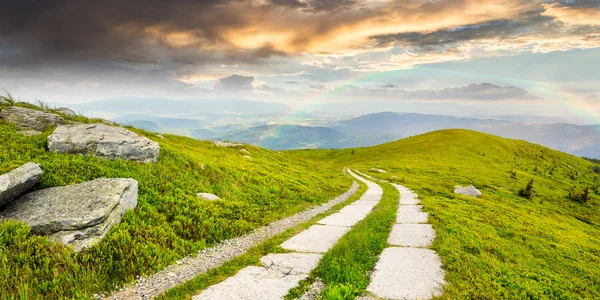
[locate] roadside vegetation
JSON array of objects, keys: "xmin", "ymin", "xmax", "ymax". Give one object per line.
[
  {"xmin": 159, "ymin": 182, "xmax": 368, "ymax": 299},
  {"xmin": 294, "ymin": 129, "xmax": 600, "ymax": 299},
  {"xmin": 0, "ymin": 100, "xmax": 350, "ymax": 298}
]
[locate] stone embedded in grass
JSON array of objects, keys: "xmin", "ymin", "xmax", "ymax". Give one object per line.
[
  {"xmin": 243, "ymin": 155, "xmax": 253, "ymax": 159},
  {"xmin": 281, "ymin": 225, "xmax": 350, "ymax": 253},
  {"xmin": 193, "ymin": 266, "xmax": 309, "ymax": 300},
  {"xmin": 240, "ymin": 148, "xmax": 250, "ymax": 154},
  {"xmin": 197, "ymin": 193, "xmax": 221, "ymax": 201},
  {"xmin": 388, "ymin": 224, "xmax": 436, "ymax": 247},
  {"xmin": 194, "ymin": 254, "xmax": 322, "ymax": 300},
  {"xmin": 367, "ymin": 247, "xmax": 445, "ymax": 299},
  {"xmin": 212, "ymin": 140, "xmax": 243, "ymax": 147},
  {"xmin": 369, "ymin": 168, "xmax": 387, "ymax": 174},
  {"xmin": 19, "ymin": 130, "xmax": 43, "ymax": 137},
  {"xmin": 396, "ymin": 205, "xmax": 429, "ymax": 224},
  {"xmin": 48, "ymin": 123, "xmax": 160, "ymax": 163},
  {"xmin": 0, "ymin": 106, "xmax": 66, "ymax": 131},
  {"xmin": 55, "ymin": 107, "xmax": 76, "ymax": 117},
  {"xmin": 319, "ymin": 203, "xmax": 375, "ymax": 227},
  {"xmin": 0, "ymin": 162, "xmax": 42, "ymax": 207},
  {"xmin": 259, "ymin": 253, "xmax": 323, "ymax": 275},
  {"xmin": 454, "ymin": 185, "xmax": 482, "ymax": 197},
  {"xmin": 1, "ymin": 178, "xmax": 138, "ymax": 252}
]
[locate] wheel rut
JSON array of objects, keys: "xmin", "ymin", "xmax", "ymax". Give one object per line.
[
  {"xmin": 192, "ymin": 169, "xmax": 383, "ymax": 300},
  {"xmin": 361, "ymin": 174, "xmax": 446, "ymax": 300}
]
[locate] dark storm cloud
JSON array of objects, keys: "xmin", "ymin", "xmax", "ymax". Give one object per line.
[
  {"xmin": 0, "ymin": 0, "xmax": 268, "ymax": 65},
  {"xmin": 270, "ymin": 0, "xmax": 355, "ymax": 12},
  {"xmin": 371, "ymin": 15, "xmax": 551, "ymax": 48},
  {"xmin": 214, "ymin": 74, "xmax": 257, "ymax": 91}
]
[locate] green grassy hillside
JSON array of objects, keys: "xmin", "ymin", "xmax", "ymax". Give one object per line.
[
  {"xmin": 293, "ymin": 129, "xmax": 600, "ymax": 299},
  {"xmin": 0, "ymin": 102, "xmax": 350, "ymax": 298}
]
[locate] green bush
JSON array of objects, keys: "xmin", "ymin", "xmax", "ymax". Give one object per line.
[
  {"xmin": 518, "ymin": 179, "xmax": 534, "ymax": 199},
  {"xmin": 569, "ymin": 186, "xmax": 590, "ymax": 203}
]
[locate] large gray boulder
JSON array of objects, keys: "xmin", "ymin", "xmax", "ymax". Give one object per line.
[
  {"xmin": 0, "ymin": 106, "xmax": 66, "ymax": 131},
  {"xmin": 454, "ymin": 185, "xmax": 482, "ymax": 198},
  {"xmin": 55, "ymin": 107, "xmax": 76, "ymax": 117},
  {"xmin": 0, "ymin": 162, "xmax": 43, "ymax": 207},
  {"xmin": 48, "ymin": 124, "xmax": 160, "ymax": 163},
  {"xmin": 1, "ymin": 178, "xmax": 138, "ymax": 252}
]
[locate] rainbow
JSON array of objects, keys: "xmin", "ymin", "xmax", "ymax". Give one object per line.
[{"xmin": 256, "ymin": 67, "xmax": 600, "ymax": 143}]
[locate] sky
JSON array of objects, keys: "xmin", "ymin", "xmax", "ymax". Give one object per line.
[{"xmin": 1, "ymin": 0, "xmax": 599, "ymax": 122}]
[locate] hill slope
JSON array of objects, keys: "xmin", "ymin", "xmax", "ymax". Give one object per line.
[
  {"xmin": 332, "ymin": 112, "xmax": 600, "ymax": 158},
  {"xmin": 293, "ymin": 129, "xmax": 600, "ymax": 299},
  {"xmin": 0, "ymin": 102, "xmax": 350, "ymax": 298}
]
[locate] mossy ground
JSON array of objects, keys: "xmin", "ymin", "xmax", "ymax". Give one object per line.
[
  {"xmin": 0, "ymin": 102, "xmax": 350, "ymax": 299},
  {"xmin": 294, "ymin": 129, "xmax": 600, "ymax": 299}
]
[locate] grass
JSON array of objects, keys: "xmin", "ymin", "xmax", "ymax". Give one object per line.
[
  {"xmin": 0, "ymin": 101, "xmax": 351, "ymax": 299},
  {"xmin": 293, "ymin": 129, "xmax": 600, "ymax": 299},
  {"xmin": 158, "ymin": 181, "xmax": 368, "ymax": 299},
  {"xmin": 286, "ymin": 181, "xmax": 399, "ymax": 299}
]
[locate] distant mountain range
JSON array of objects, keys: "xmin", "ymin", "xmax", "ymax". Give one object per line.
[
  {"xmin": 330, "ymin": 112, "xmax": 600, "ymax": 158},
  {"xmin": 112, "ymin": 110, "xmax": 600, "ymax": 158},
  {"xmin": 217, "ymin": 125, "xmax": 402, "ymax": 150}
]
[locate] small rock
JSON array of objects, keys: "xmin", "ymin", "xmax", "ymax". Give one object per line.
[
  {"xmin": 370, "ymin": 168, "xmax": 387, "ymax": 174},
  {"xmin": 55, "ymin": 107, "xmax": 76, "ymax": 117},
  {"xmin": 48, "ymin": 124, "xmax": 160, "ymax": 163},
  {"xmin": 102, "ymin": 119, "xmax": 117, "ymax": 125},
  {"xmin": 1, "ymin": 178, "xmax": 138, "ymax": 252},
  {"xmin": 212, "ymin": 140, "xmax": 243, "ymax": 147},
  {"xmin": 0, "ymin": 106, "xmax": 66, "ymax": 131},
  {"xmin": 18, "ymin": 130, "xmax": 43, "ymax": 137},
  {"xmin": 197, "ymin": 193, "xmax": 221, "ymax": 201},
  {"xmin": 243, "ymin": 155, "xmax": 253, "ymax": 159},
  {"xmin": 0, "ymin": 162, "xmax": 43, "ymax": 207},
  {"xmin": 454, "ymin": 185, "xmax": 482, "ymax": 198},
  {"xmin": 239, "ymin": 148, "xmax": 250, "ymax": 154}
]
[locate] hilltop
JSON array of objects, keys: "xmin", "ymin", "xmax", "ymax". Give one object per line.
[{"xmin": 294, "ymin": 129, "xmax": 600, "ymax": 298}]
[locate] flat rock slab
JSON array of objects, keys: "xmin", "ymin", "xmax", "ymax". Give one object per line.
[
  {"xmin": 400, "ymin": 193, "xmax": 420, "ymax": 205},
  {"xmin": 48, "ymin": 124, "xmax": 159, "ymax": 163},
  {"xmin": 0, "ymin": 162, "xmax": 42, "ymax": 207},
  {"xmin": 2, "ymin": 178, "xmax": 138, "ymax": 252},
  {"xmin": 260, "ymin": 253, "xmax": 323, "ymax": 275},
  {"xmin": 281, "ymin": 225, "xmax": 350, "ymax": 253},
  {"xmin": 319, "ymin": 210, "xmax": 369, "ymax": 227},
  {"xmin": 388, "ymin": 224, "xmax": 435, "ymax": 247},
  {"xmin": 367, "ymin": 247, "xmax": 445, "ymax": 300},
  {"xmin": 193, "ymin": 266, "xmax": 307, "ymax": 300},
  {"xmin": 397, "ymin": 205, "xmax": 429, "ymax": 224}
]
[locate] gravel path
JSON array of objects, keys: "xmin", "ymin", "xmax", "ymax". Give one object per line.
[
  {"xmin": 365, "ymin": 181, "xmax": 446, "ymax": 299},
  {"xmin": 104, "ymin": 180, "xmax": 359, "ymax": 300},
  {"xmin": 191, "ymin": 170, "xmax": 383, "ymax": 300}
]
